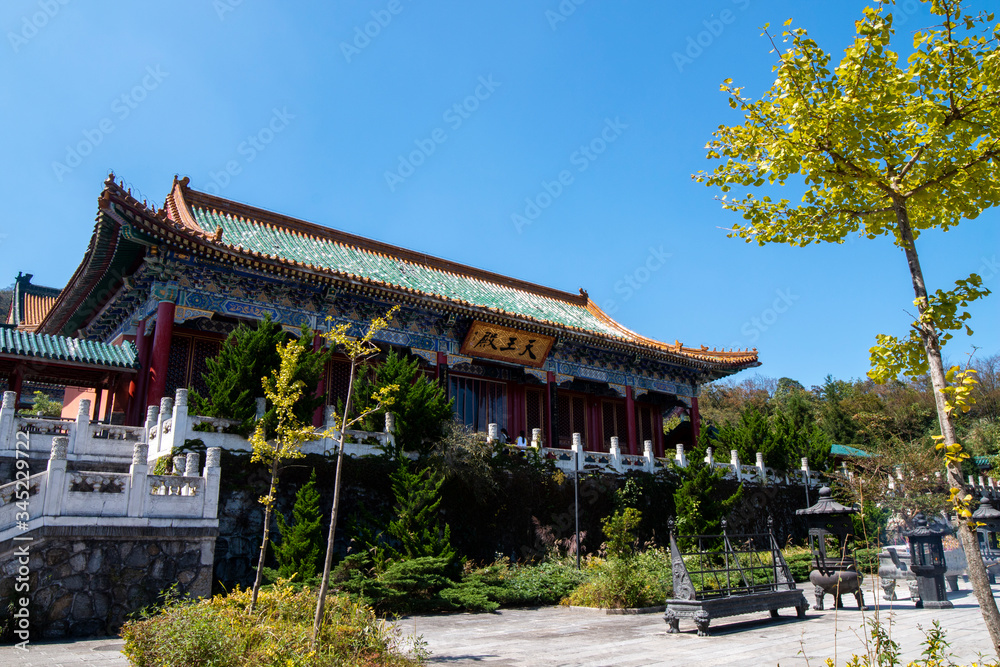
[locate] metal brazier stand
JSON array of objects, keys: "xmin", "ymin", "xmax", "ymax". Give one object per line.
[
  {"xmin": 795, "ymin": 487, "xmax": 866, "ymax": 610},
  {"xmin": 903, "ymin": 513, "xmax": 953, "ymax": 609}
]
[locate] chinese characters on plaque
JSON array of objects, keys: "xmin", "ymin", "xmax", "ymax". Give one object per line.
[{"xmin": 459, "ymin": 321, "xmax": 555, "ymax": 368}]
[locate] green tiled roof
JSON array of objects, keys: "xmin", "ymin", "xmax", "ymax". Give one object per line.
[
  {"xmin": 0, "ymin": 328, "xmax": 137, "ymax": 369},
  {"xmin": 831, "ymin": 444, "xmax": 871, "ymax": 458},
  {"xmin": 191, "ymin": 207, "xmax": 625, "ymax": 337}
]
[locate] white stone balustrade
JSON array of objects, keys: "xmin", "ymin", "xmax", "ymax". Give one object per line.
[
  {"xmin": 0, "ymin": 436, "xmax": 223, "ymax": 543},
  {"xmin": 145, "ymin": 390, "xmax": 399, "ymax": 462},
  {"xmin": 0, "ymin": 392, "xmax": 146, "ymax": 464}
]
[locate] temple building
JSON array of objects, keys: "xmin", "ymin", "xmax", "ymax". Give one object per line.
[{"xmin": 20, "ymin": 174, "xmax": 759, "ymax": 455}]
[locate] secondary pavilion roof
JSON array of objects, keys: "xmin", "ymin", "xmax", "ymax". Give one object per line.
[
  {"xmin": 39, "ymin": 174, "xmax": 760, "ymax": 375},
  {"xmin": 4, "ymin": 273, "xmax": 60, "ymax": 333},
  {"xmin": 0, "ymin": 328, "xmax": 137, "ymax": 386}
]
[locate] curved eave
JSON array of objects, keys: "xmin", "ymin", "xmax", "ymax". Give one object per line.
[
  {"xmin": 160, "ymin": 180, "xmax": 758, "ymax": 374},
  {"xmin": 37, "ymin": 178, "xmax": 158, "ymax": 338}
]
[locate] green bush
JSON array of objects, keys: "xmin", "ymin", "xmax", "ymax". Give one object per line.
[
  {"xmin": 782, "ymin": 545, "xmax": 879, "ymax": 584},
  {"xmin": 784, "ymin": 546, "xmax": 814, "ymax": 583},
  {"xmin": 564, "ymin": 547, "xmax": 672, "ymax": 609},
  {"xmin": 334, "ymin": 554, "xmax": 588, "ymax": 614},
  {"xmin": 121, "ymin": 583, "xmax": 423, "ymax": 667},
  {"xmin": 462, "ymin": 558, "xmax": 588, "ymax": 607},
  {"xmin": 335, "ymin": 553, "xmax": 467, "ymax": 614}
]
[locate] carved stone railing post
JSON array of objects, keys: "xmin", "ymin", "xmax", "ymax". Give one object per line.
[
  {"xmin": 675, "ymin": 443, "xmax": 688, "ymax": 468},
  {"xmin": 609, "ymin": 436, "xmax": 621, "ymax": 472},
  {"xmin": 127, "ymin": 443, "xmax": 149, "ymax": 517},
  {"xmin": 0, "ymin": 391, "xmax": 17, "ymax": 452},
  {"xmin": 43, "ymin": 436, "xmax": 69, "ymax": 516},
  {"xmin": 383, "ymin": 412, "xmax": 396, "ymax": 451},
  {"xmin": 173, "ymin": 455, "xmax": 187, "ymax": 477},
  {"xmin": 203, "ymin": 447, "xmax": 223, "ymax": 519},
  {"xmin": 571, "ymin": 433, "xmax": 583, "ymax": 473},
  {"xmin": 156, "ymin": 396, "xmax": 173, "ymax": 453},
  {"xmin": 756, "ymin": 452, "xmax": 766, "ymax": 482},
  {"xmin": 172, "ymin": 389, "xmax": 189, "ymax": 451},
  {"xmin": 144, "ymin": 404, "xmax": 160, "ymax": 456},
  {"xmin": 322, "ymin": 406, "xmax": 340, "ymax": 453},
  {"xmin": 185, "ymin": 452, "xmax": 200, "ymax": 477},
  {"xmin": 643, "ymin": 439, "xmax": 654, "ymax": 472},
  {"xmin": 184, "ymin": 452, "xmax": 200, "ymax": 496},
  {"xmin": 731, "ymin": 450, "xmax": 742, "ymax": 481},
  {"xmin": 73, "ymin": 398, "xmax": 92, "ymax": 457},
  {"xmin": 705, "ymin": 446, "xmax": 715, "ymax": 467},
  {"xmin": 531, "ymin": 428, "xmax": 541, "ymax": 448},
  {"xmin": 487, "ymin": 423, "xmax": 499, "ymax": 444}
]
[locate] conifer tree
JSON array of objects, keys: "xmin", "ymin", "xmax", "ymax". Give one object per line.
[
  {"xmin": 673, "ymin": 431, "xmax": 742, "ymax": 549},
  {"xmin": 191, "ymin": 317, "xmax": 326, "ymax": 434},
  {"xmin": 275, "ymin": 469, "xmax": 323, "ymax": 581},
  {"xmin": 352, "ymin": 349, "xmax": 453, "ymax": 457},
  {"xmin": 386, "ymin": 459, "xmax": 456, "ymax": 564}
]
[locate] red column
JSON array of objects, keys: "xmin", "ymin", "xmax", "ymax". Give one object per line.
[
  {"xmin": 93, "ymin": 388, "xmax": 105, "ymax": 422},
  {"xmin": 587, "ymin": 397, "xmax": 602, "ymax": 452},
  {"xmin": 655, "ymin": 409, "xmax": 664, "ymax": 458},
  {"xmin": 625, "ymin": 386, "xmax": 637, "ymax": 455},
  {"xmin": 10, "ymin": 365, "xmax": 24, "ymax": 410},
  {"xmin": 545, "ymin": 371, "xmax": 555, "ymax": 449},
  {"xmin": 129, "ymin": 319, "xmax": 153, "ymax": 425},
  {"xmin": 146, "ymin": 301, "xmax": 176, "ymax": 410},
  {"xmin": 312, "ymin": 335, "xmax": 326, "ymax": 428},
  {"xmin": 691, "ymin": 397, "xmax": 701, "ymax": 444},
  {"xmin": 436, "ymin": 352, "xmax": 447, "ymax": 383}
]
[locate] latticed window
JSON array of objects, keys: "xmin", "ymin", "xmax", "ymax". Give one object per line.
[
  {"xmin": 449, "ymin": 376, "xmax": 506, "ymax": 433},
  {"xmin": 636, "ymin": 403, "xmax": 662, "ymax": 455},
  {"xmin": 525, "ymin": 388, "xmax": 545, "ymax": 444},
  {"xmin": 601, "ymin": 399, "xmax": 627, "ymax": 449},
  {"xmin": 190, "ymin": 339, "xmax": 221, "ymax": 396},
  {"xmin": 556, "ymin": 392, "xmax": 586, "ymax": 447},
  {"xmin": 164, "ymin": 336, "xmax": 191, "ymax": 399},
  {"xmin": 326, "ymin": 358, "xmax": 352, "ymax": 408}
]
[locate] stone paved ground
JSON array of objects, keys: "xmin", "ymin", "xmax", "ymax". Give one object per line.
[
  {"xmin": 398, "ymin": 582, "xmax": 1000, "ymax": 667},
  {"xmin": 3, "ymin": 581, "xmax": 997, "ymax": 666}
]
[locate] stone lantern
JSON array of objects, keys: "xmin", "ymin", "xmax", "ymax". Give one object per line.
[
  {"xmin": 796, "ymin": 487, "xmax": 866, "ymax": 610},
  {"xmin": 903, "ymin": 513, "xmax": 952, "ymax": 609},
  {"xmin": 971, "ymin": 496, "xmax": 1000, "ymax": 584}
]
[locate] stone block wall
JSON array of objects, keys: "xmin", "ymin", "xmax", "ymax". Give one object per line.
[{"xmin": 0, "ymin": 526, "xmax": 216, "ymax": 639}]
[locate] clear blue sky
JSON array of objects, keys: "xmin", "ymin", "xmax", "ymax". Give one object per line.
[{"xmin": 1, "ymin": 1, "xmax": 997, "ymax": 390}]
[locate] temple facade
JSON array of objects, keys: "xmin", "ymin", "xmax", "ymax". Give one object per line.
[{"xmin": 28, "ymin": 174, "xmax": 759, "ymax": 455}]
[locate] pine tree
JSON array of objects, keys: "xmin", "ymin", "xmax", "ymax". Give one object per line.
[
  {"xmin": 275, "ymin": 469, "xmax": 323, "ymax": 581},
  {"xmin": 191, "ymin": 317, "xmax": 327, "ymax": 434},
  {"xmin": 352, "ymin": 349, "xmax": 453, "ymax": 457},
  {"xmin": 386, "ymin": 459, "xmax": 456, "ymax": 564},
  {"xmin": 673, "ymin": 430, "xmax": 743, "ymax": 549}
]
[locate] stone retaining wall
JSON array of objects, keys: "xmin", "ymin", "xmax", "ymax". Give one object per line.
[{"xmin": 0, "ymin": 526, "xmax": 216, "ymax": 639}]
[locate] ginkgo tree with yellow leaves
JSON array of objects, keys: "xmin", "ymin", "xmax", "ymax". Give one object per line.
[
  {"xmin": 249, "ymin": 339, "xmax": 319, "ymax": 611},
  {"xmin": 695, "ymin": 0, "xmax": 1000, "ymax": 649},
  {"xmin": 311, "ymin": 306, "xmax": 399, "ymax": 646}
]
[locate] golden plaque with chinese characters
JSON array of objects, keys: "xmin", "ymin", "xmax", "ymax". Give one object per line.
[{"xmin": 459, "ymin": 321, "xmax": 555, "ymax": 368}]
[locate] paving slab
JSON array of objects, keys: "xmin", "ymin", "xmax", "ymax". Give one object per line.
[
  {"xmin": 397, "ymin": 581, "xmax": 1000, "ymax": 667},
  {"xmin": 3, "ymin": 581, "xmax": 997, "ymax": 666}
]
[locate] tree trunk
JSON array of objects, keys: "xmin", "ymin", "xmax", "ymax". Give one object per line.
[
  {"xmin": 311, "ymin": 360, "xmax": 356, "ymax": 647},
  {"xmin": 251, "ymin": 458, "xmax": 280, "ymax": 610},
  {"xmin": 895, "ymin": 202, "xmax": 1000, "ymax": 652}
]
